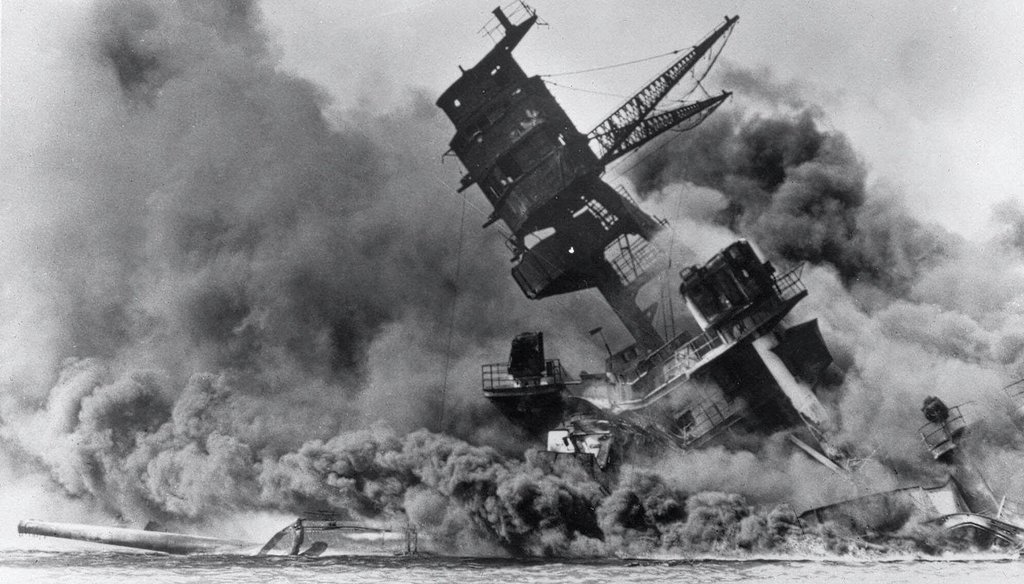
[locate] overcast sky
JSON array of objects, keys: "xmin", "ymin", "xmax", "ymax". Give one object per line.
[{"xmin": 259, "ymin": 0, "xmax": 1024, "ymax": 241}]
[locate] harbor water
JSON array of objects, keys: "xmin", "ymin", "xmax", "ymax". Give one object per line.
[{"xmin": 2, "ymin": 550, "xmax": 1024, "ymax": 584}]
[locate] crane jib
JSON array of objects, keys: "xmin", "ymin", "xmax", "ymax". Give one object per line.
[
  {"xmin": 598, "ymin": 91, "xmax": 731, "ymax": 166},
  {"xmin": 587, "ymin": 16, "xmax": 738, "ymax": 162}
]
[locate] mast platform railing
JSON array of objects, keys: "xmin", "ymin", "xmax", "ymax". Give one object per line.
[
  {"xmin": 676, "ymin": 398, "xmax": 744, "ymax": 447},
  {"xmin": 772, "ymin": 263, "xmax": 807, "ymax": 300},
  {"xmin": 479, "ymin": 1, "xmax": 537, "ymax": 41},
  {"xmin": 482, "ymin": 359, "xmax": 569, "ymax": 392},
  {"xmin": 918, "ymin": 405, "xmax": 967, "ymax": 459},
  {"xmin": 608, "ymin": 234, "xmax": 662, "ymax": 287},
  {"xmin": 671, "ymin": 262, "xmax": 808, "ymax": 372}
]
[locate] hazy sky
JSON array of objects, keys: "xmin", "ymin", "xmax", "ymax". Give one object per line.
[{"xmin": 259, "ymin": 0, "xmax": 1024, "ymax": 240}]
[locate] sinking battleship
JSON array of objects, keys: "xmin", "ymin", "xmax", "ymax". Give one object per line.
[
  {"xmin": 437, "ymin": 2, "xmax": 1024, "ymax": 548},
  {"xmin": 437, "ymin": 4, "xmax": 832, "ymax": 470},
  {"xmin": 18, "ymin": 3, "xmax": 1024, "ymax": 556}
]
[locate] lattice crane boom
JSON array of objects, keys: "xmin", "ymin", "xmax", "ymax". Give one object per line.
[
  {"xmin": 587, "ymin": 15, "xmax": 738, "ymax": 164},
  {"xmin": 597, "ymin": 91, "xmax": 731, "ymax": 165}
]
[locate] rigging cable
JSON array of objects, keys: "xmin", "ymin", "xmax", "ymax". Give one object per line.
[
  {"xmin": 594, "ymin": 23, "xmax": 736, "ymax": 177},
  {"xmin": 439, "ymin": 191, "xmax": 468, "ymax": 430},
  {"xmin": 661, "ymin": 181, "xmax": 685, "ymax": 341},
  {"xmin": 542, "ymin": 80, "xmax": 631, "ymax": 99},
  {"xmin": 539, "ymin": 48, "xmax": 686, "ymax": 78},
  {"xmin": 434, "ymin": 175, "xmax": 516, "ymax": 242}
]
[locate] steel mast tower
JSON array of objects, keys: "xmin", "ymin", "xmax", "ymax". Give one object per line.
[{"xmin": 437, "ymin": 5, "xmax": 736, "ymax": 352}]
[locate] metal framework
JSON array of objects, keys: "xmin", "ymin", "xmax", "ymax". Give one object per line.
[
  {"xmin": 587, "ymin": 16, "xmax": 738, "ymax": 165},
  {"xmin": 596, "ymin": 92, "xmax": 731, "ymax": 165}
]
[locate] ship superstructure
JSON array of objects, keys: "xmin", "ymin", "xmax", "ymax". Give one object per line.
[
  {"xmin": 599, "ymin": 240, "xmax": 835, "ymax": 442},
  {"xmin": 433, "ymin": 7, "xmax": 1024, "ymax": 548},
  {"xmin": 437, "ymin": 5, "xmax": 733, "ymax": 352},
  {"xmin": 437, "ymin": 4, "xmax": 837, "ymax": 460}
]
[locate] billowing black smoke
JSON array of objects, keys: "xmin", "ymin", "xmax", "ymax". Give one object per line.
[
  {"xmin": 632, "ymin": 106, "xmax": 955, "ymax": 295},
  {"xmin": 0, "ymin": 0, "xmax": 613, "ymax": 531}
]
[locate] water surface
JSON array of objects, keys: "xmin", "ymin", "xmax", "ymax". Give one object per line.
[{"xmin": 3, "ymin": 551, "xmax": 1023, "ymax": 584}]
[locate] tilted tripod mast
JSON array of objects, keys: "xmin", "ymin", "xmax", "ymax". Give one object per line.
[{"xmin": 437, "ymin": 5, "xmax": 737, "ymax": 351}]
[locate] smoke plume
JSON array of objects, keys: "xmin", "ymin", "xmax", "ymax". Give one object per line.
[
  {"xmin": 632, "ymin": 107, "xmax": 957, "ymax": 296},
  {"xmin": 632, "ymin": 66, "xmax": 1024, "ymax": 527},
  {"xmin": 4, "ymin": 2, "xmax": 1024, "ymax": 557},
  {"xmin": 0, "ymin": 0, "xmax": 613, "ymax": 531}
]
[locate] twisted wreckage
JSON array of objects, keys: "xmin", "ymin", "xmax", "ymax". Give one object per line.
[{"xmin": 18, "ymin": 3, "xmax": 1024, "ymax": 555}]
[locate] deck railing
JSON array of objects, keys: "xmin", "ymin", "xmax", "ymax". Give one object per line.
[
  {"xmin": 672, "ymin": 262, "xmax": 807, "ymax": 375},
  {"xmin": 479, "ymin": 1, "xmax": 536, "ymax": 42},
  {"xmin": 677, "ymin": 398, "xmax": 744, "ymax": 446},
  {"xmin": 482, "ymin": 359, "xmax": 568, "ymax": 392},
  {"xmin": 918, "ymin": 405, "xmax": 967, "ymax": 459},
  {"xmin": 772, "ymin": 263, "xmax": 807, "ymax": 300},
  {"xmin": 612, "ymin": 263, "xmax": 810, "ymax": 411},
  {"xmin": 607, "ymin": 234, "xmax": 662, "ymax": 286}
]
